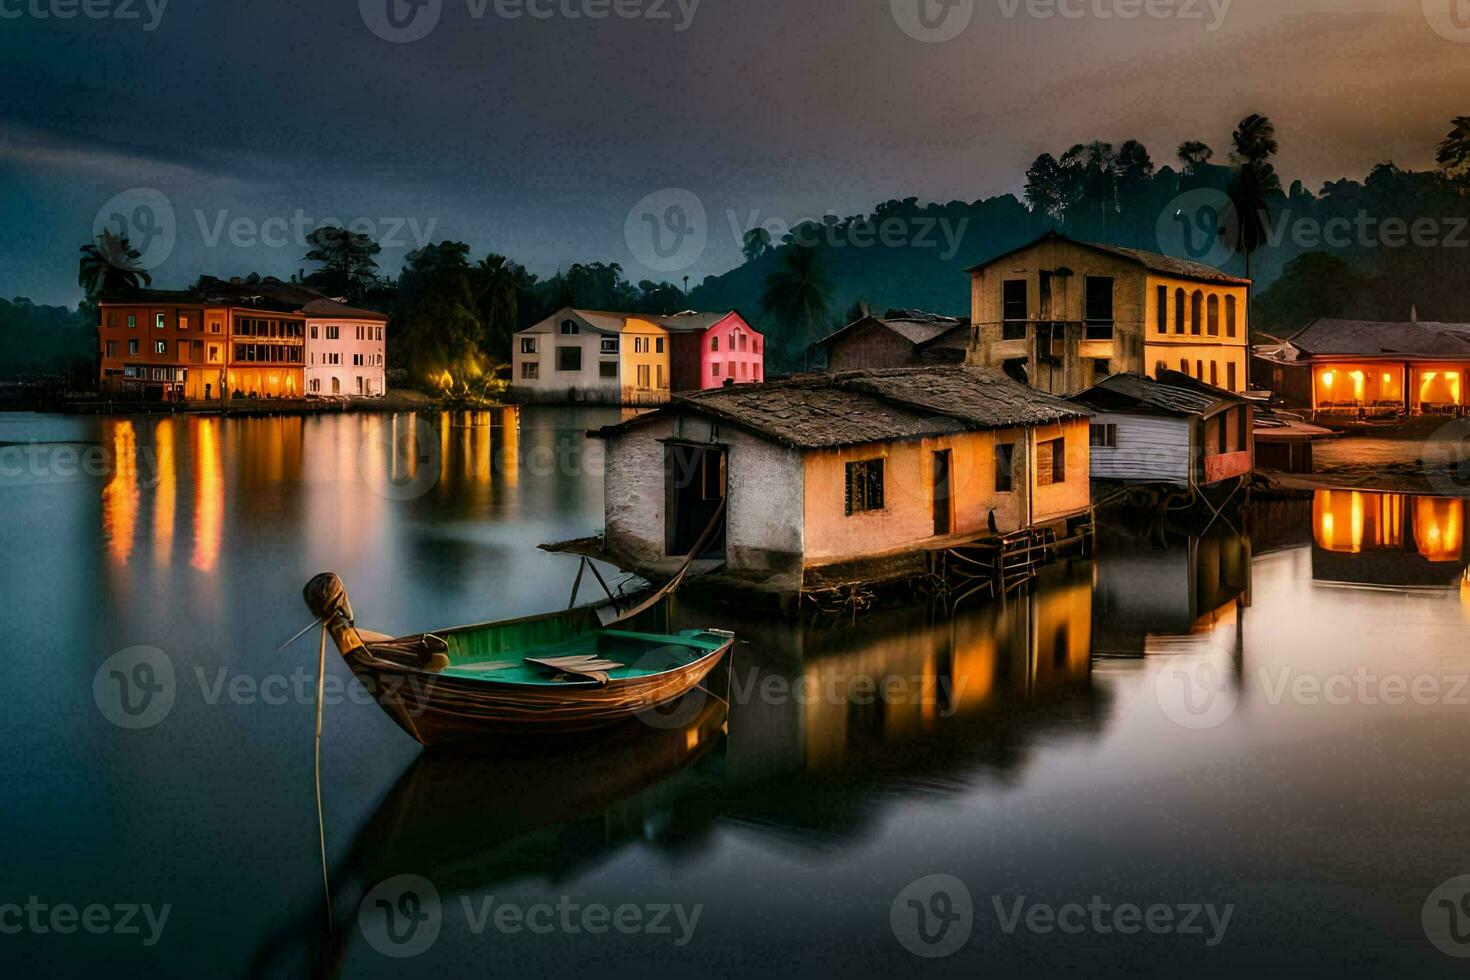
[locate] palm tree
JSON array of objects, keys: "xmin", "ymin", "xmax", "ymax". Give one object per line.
[
  {"xmin": 78, "ymin": 230, "xmax": 151, "ymax": 301},
  {"xmin": 1226, "ymin": 114, "xmax": 1282, "ymax": 375},
  {"xmin": 472, "ymin": 253, "xmax": 530, "ymax": 358},
  {"xmin": 1436, "ymin": 116, "xmax": 1470, "ymax": 177},
  {"xmin": 741, "ymin": 227, "xmax": 772, "ymax": 262},
  {"xmin": 761, "ymin": 246, "xmax": 831, "ymax": 372},
  {"xmin": 1176, "ymin": 141, "xmax": 1214, "ymax": 174}
]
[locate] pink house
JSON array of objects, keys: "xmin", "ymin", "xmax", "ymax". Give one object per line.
[
  {"xmin": 302, "ymin": 299, "xmax": 389, "ymax": 397},
  {"xmin": 653, "ymin": 310, "xmax": 765, "ymax": 392}
]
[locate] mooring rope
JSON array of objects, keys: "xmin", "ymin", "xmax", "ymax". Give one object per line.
[{"xmin": 314, "ymin": 622, "xmax": 333, "ymax": 929}]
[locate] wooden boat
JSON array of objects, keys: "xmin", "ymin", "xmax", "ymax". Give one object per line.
[{"xmin": 301, "ymin": 571, "xmax": 733, "ymax": 744}]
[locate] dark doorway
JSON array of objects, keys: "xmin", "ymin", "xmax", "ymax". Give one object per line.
[
  {"xmin": 666, "ymin": 443, "xmax": 727, "ymax": 558},
  {"xmin": 933, "ymin": 449, "xmax": 952, "ymax": 537}
]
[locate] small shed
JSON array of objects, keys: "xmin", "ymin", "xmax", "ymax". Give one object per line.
[
  {"xmin": 817, "ymin": 311, "xmax": 970, "ymax": 373},
  {"xmin": 1069, "ymin": 370, "xmax": 1252, "ymax": 488}
]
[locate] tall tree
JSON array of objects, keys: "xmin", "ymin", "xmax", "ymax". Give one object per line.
[
  {"xmin": 760, "ymin": 246, "xmax": 831, "ymax": 373},
  {"xmin": 1177, "ymin": 141, "xmax": 1214, "ymax": 173},
  {"xmin": 1023, "ymin": 153, "xmax": 1066, "ymax": 226},
  {"xmin": 471, "ymin": 253, "xmax": 533, "ymax": 358},
  {"xmin": 1435, "ymin": 115, "xmax": 1470, "ymax": 177},
  {"xmin": 742, "ymin": 227, "xmax": 772, "ymax": 262},
  {"xmin": 1226, "ymin": 113, "xmax": 1282, "ymax": 352},
  {"xmin": 303, "ymin": 224, "xmax": 382, "ymax": 303},
  {"xmin": 78, "ymin": 230, "xmax": 152, "ymax": 301}
]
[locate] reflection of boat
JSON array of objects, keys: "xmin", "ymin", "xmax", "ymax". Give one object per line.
[
  {"xmin": 248, "ymin": 697, "xmax": 729, "ymax": 978},
  {"xmin": 301, "ymin": 572, "xmax": 732, "ymax": 743}
]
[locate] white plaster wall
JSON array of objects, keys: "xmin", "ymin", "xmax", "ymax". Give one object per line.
[{"xmin": 603, "ymin": 412, "xmax": 804, "ymax": 577}]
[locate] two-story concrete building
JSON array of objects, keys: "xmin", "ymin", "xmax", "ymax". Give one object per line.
[
  {"xmin": 968, "ymin": 232, "xmax": 1251, "ymax": 396},
  {"xmin": 97, "ymin": 289, "xmax": 219, "ymax": 400},
  {"xmin": 302, "ymin": 299, "xmax": 388, "ymax": 397},
  {"xmin": 511, "ymin": 308, "xmax": 764, "ymax": 404}
]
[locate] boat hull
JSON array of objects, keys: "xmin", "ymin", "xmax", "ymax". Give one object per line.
[{"xmin": 342, "ymin": 641, "xmax": 731, "ymax": 744}]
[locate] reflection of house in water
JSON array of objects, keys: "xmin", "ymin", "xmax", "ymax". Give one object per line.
[
  {"xmin": 1312, "ymin": 490, "xmax": 1467, "ymax": 588},
  {"xmin": 1091, "ymin": 524, "xmax": 1251, "ymax": 656}
]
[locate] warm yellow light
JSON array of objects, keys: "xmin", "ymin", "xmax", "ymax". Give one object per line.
[
  {"xmin": 1322, "ymin": 370, "xmax": 1335, "ymax": 387},
  {"xmin": 1349, "ymin": 370, "xmax": 1365, "ymax": 400}
]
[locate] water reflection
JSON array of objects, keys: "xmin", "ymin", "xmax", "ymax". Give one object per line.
[
  {"xmin": 100, "ymin": 419, "xmax": 138, "ymax": 567},
  {"xmin": 1312, "ymin": 489, "xmax": 1467, "ymax": 588}
]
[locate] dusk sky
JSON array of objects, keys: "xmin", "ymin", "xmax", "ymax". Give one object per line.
[{"xmin": 3, "ymin": 0, "xmax": 1468, "ymax": 306}]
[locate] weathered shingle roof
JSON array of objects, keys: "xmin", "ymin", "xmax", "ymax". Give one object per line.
[
  {"xmin": 967, "ymin": 231, "xmax": 1250, "ymax": 286},
  {"xmin": 1070, "ymin": 370, "xmax": 1245, "ymax": 418},
  {"xmin": 1289, "ymin": 318, "xmax": 1470, "ymax": 358},
  {"xmin": 640, "ymin": 311, "xmax": 733, "ymax": 332},
  {"xmin": 593, "ymin": 366, "xmax": 1087, "ymax": 449}
]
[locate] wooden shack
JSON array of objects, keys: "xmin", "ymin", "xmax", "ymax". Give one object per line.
[{"xmin": 1069, "ymin": 370, "xmax": 1252, "ymax": 488}]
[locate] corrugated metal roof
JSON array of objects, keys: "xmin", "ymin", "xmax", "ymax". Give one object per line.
[{"xmin": 1071, "ymin": 371, "xmax": 1245, "ymax": 418}]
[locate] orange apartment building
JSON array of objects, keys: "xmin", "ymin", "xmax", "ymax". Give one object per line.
[{"xmin": 99, "ymin": 279, "xmax": 328, "ymax": 400}]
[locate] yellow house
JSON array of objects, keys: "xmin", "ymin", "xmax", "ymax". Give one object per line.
[
  {"xmin": 620, "ymin": 317, "xmax": 671, "ymax": 405},
  {"xmin": 591, "ymin": 366, "xmax": 1093, "ymax": 596},
  {"xmin": 969, "ymin": 231, "xmax": 1251, "ymax": 396}
]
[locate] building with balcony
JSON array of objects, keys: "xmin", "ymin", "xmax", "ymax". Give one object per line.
[
  {"xmin": 98, "ymin": 277, "xmax": 388, "ymax": 401},
  {"xmin": 968, "ymin": 231, "xmax": 1251, "ymax": 396}
]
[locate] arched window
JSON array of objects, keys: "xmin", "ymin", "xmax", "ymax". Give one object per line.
[
  {"xmin": 1196, "ymin": 359, "xmax": 1204, "ymax": 379},
  {"xmin": 1191, "ymin": 291, "xmax": 1204, "ymax": 335},
  {"xmin": 1210, "ymin": 362, "xmax": 1219, "ymax": 386},
  {"xmin": 1207, "ymin": 295, "xmax": 1220, "ymax": 336},
  {"xmin": 560, "ymin": 319, "xmax": 579, "ymax": 335},
  {"xmin": 1225, "ymin": 295, "xmax": 1238, "ymax": 337},
  {"xmin": 1155, "ymin": 360, "xmax": 1167, "ymax": 377},
  {"xmin": 1156, "ymin": 286, "xmax": 1168, "ymax": 334},
  {"xmin": 1180, "ymin": 358, "xmax": 1189, "ymax": 375},
  {"xmin": 1175, "ymin": 289, "xmax": 1186, "ymax": 335}
]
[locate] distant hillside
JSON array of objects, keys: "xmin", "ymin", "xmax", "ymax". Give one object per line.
[{"xmin": 0, "ymin": 297, "xmax": 94, "ymax": 377}]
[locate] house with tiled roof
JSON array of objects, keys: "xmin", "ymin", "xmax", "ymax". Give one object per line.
[
  {"xmin": 586, "ymin": 366, "xmax": 1092, "ymax": 594},
  {"xmin": 967, "ymin": 231, "xmax": 1251, "ymax": 397},
  {"xmin": 817, "ymin": 310, "xmax": 970, "ymax": 372}
]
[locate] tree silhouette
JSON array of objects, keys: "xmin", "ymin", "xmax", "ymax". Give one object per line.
[
  {"xmin": 77, "ymin": 230, "xmax": 152, "ymax": 300},
  {"xmin": 761, "ymin": 245, "xmax": 831, "ymax": 372}
]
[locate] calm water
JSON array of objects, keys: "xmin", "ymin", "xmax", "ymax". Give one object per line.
[{"xmin": 3, "ymin": 409, "xmax": 1470, "ymax": 977}]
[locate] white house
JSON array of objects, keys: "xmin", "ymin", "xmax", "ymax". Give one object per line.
[
  {"xmin": 302, "ymin": 299, "xmax": 388, "ymax": 397},
  {"xmin": 511, "ymin": 308, "xmax": 625, "ymax": 403}
]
